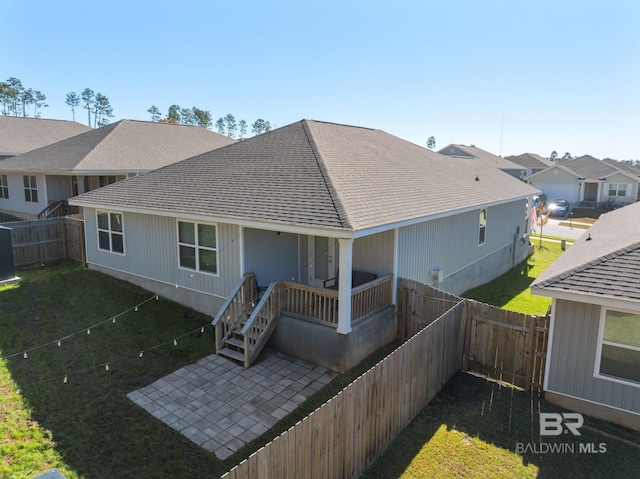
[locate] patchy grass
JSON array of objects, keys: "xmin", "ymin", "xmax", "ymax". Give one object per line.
[
  {"xmin": 462, "ymin": 242, "xmax": 565, "ymax": 315},
  {"xmin": 362, "ymin": 373, "xmax": 640, "ymax": 479},
  {"xmin": 0, "ymin": 261, "xmax": 399, "ymax": 478}
]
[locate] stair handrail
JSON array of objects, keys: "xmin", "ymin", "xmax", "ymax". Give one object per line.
[
  {"xmin": 37, "ymin": 200, "xmax": 66, "ymax": 219},
  {"xmin": 212, "ymin": 273, "xmax": 256, "ymax": 353},
  {"xmin": 240, "ymin": 281, "xmax": 281, "ymax": 367}
]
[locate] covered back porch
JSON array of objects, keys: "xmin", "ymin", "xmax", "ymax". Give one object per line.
[{"xmin": 213, "ymin": 227, "xmax": 397, "ymax": 372}]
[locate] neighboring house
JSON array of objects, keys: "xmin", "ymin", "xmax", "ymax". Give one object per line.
[
  {"xmin": 527, "ymin": 155, "xmax": 639, "ymax": 208},
  {"xmin": 0, "ymin": 120, "xmax": 236, "ymax": 219},
  {"xmin": 531, "ymin": 202, "xmax": 640, "ymax": 430},
  {"xmin": 505, "ymin": 153, "xmax": 554, "ymax": 177},
  {"xmin": 603, "ymin": 158, "xmax": 640, "ymax": 179},
  {"xmin": 70, "ymin": 120, "xmax": 539, "ymax": 371},
  {"xmin": 438, "ymin": 144, "xmax": 527, "ymax": 179},
  {"xmin": 0, "ymin": 116, "xmax": 90, "ymax": 160}
]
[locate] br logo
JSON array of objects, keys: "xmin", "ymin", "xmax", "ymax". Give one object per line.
[{"xmin": 540, "ymin": 412, "xmax": 583, "ymax": 436}]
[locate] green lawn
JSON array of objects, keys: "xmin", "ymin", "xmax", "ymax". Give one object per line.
[{"xmin": 462, "ymin": 242, "xmax": 565, "ymax": 315}]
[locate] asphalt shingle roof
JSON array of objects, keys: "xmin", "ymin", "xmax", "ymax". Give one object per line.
[
  {"xmin": 0, "ymin": 119, "xmax": 236, "ymax": 173},
  {"xmin": 0, "ymin": 116, "xmax": 91, "ymax": 155},
  {"xmin": 531, "ymin": 202, "xmax": 640, "ymax": 302},
  {"xmin": 72, "ymin": 120, "xmax": 539, "ymax": 232},
  {"xmin": 603, "ymin": 158, "xmax": 640, "ymax": 177},
  {"xmin": 439, "ymin": 144, "xmax": 526, "ymax": 172},
  {"xmin": 505, "ymin": 153, "xmax": 553, "ymax": 169},
  {"xmin": 557, "ymin": 155, "xmax": 622, "ymax": 180}
]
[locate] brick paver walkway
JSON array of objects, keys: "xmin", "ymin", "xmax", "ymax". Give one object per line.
[{"xmin": 127, "ymin": 349, "xmax": 338, "ymax": 459}]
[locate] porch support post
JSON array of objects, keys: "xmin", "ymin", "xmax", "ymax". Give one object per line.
[
  {"xmin": 337, "ymin": 237, "xmax": 353, "ymax": 335},
  {"xmin": 238, "ymin": 225, "xmax": 245, "ymax": 276},
  {"xmin": 392, "ymin": 228, "xmax": 399, "ymax": 305}
]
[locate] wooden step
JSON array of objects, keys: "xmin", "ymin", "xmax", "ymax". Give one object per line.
[
  {"xmin": 218, "ymin": 347, "xmax": 245, "ymax": 363},
  {"xmin": 225, "ymin": 337, "xmax": 245, "ymax": 350}
]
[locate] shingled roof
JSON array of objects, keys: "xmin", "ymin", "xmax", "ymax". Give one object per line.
[
  {"xmin": 603, "ymin": 158, "xmax": 640, "ymax": 177},
  {"xmin": 505, "ymin": 153, "xmax": 553, "ymax": 169},
  {"xmin": 0, "ymin": 119, "xmax": 236, "ymax": 173},
  {"xmin": 0, "ymin": 116, "xmax": 91, "ymax": 156},
  {"xmin": 438, "ymin": 144, "xmax": 526, "ymax": 172},
  {"xmin": 531, "ymin": 202, "xmax": 640, "ymax": 303},
  {"xmin": 557, "ymin": 155, "xmax": 624, "ymax": 180},
  {"xmin": 71, "ymin": 120, "xmax": 539, "ymax": 232}
]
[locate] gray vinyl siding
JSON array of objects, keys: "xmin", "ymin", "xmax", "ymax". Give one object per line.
[
  {"xmin": 547, "ymin": 299, "xmax": 640, "ymax": 414},
  {"xmin": 46, "ymin": 175, "xmax": 72, "ymax": 201},
  {"xmin": 244, "ymin": 228, "xmax": 300, "ymax": 287},
  {"xmin": 397, "ymin": 200, "xmax": 528, "ymax": 295},
  {"xmin": 84, "ymin": 207, "xmax": 241, "ymax": 301},
  {"xmin": 353, "ymin": 230, "xmax": 394, "ymax": 277},
  {"xmin": 0, "ymin": 172, "xmax": 46, "ymax": 217}
]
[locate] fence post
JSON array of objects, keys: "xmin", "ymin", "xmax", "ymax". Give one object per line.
[
  {"xmin": 396, "ymin": 288, "xmax": 408, "ymax": 341},
  {"xmin": 522, "ymin": 315, "xmax": 537, "ymax": 393}
]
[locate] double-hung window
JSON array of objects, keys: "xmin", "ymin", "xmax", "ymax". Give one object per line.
[
  {"xmin": 608, "ymin": 183, "xmax": 627, "ymax": 197},
  {"xmin": 23, "ymin": 175, "xmax": 38, "ymax": 202},
  {"xmin": 178, "ymin": 221, "xmax": 218, "ymax": 274},
  {"xmin": 97, "ymin": 211, "xmax": 124, "ymax": 254},
  {"xmin": 596, "ymin": 309, "xmax": 640, "ymax": 385},
  {"xmin": 478, "ymin": 209, "xmax": 487, "ymax": 245},
  {"xmin": 0, "ymin": 175, "xmax": 8, "ymax": 199}
]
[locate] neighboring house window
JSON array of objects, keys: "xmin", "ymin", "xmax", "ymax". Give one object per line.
[
  {"xmin": 99, "ymin": 175, "xmax": 117, "ymax": 188},
  {"xmin": 596, "ymin": 309, "xmax": 640, "ymax": 385},
  {"xmin": 0, "ymin": 175, "xmax": 8, "ymax": 199},
  {"xmin": 608, "ymin": 183, "xmax": 627, "ymax": 197},
  {"xmin": 478, "ymin": 209, "xmax": 487, "ymax": 245},
  {"xmin": 23, "ymin": 175, "xmax": 38, "ymax": 202},
  {"xmin": 97, "ymin": 211, "xmax": 124, "ymax": 254},
  {"xmin": 177, "ymin": 221, "xmax": 218, "ymax": 274}
]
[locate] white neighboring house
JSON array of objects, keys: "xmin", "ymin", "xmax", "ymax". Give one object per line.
[
  {"xmin": 0, "ymin": 120, "xmax": 235, "ymax": 219},
  {"xmin": 526, "ymin": 155, "xmax": 639, "ymax": 208},
  {"xmin": 70, "ymin": 119, "xmax": 540, "ymax": 372},
  {"xmin": 531, "ymin": 202, "xmax": 640, "ymax": 431}
]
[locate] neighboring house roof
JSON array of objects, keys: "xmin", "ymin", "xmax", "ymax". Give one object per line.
[
  {"xmin": 556, "ymin": 155, "xmax": 625, "ymax": 181},
  {"xmin": 0, "ymin": 116, "xmax": 91, "ymax": 156},
  {"xmin": 602, "ymin": 158, "xmax": 640, "ymax": 177},
  {"xmin": 0, "ymin": 120, "xmax": 236, "ymax": 174},
  {"xmin": 438, "ymin": 144, "xmax": 526, "ymax": 172},
  {"xmin": 505, "ymin": 153, "xmax": 553, "ymax": 169},
  {"xmin": 531, "ymin": 202, "xmax": 640, "ymax": 303},
  {"xmin": 71, "ymin": 119, "xmax": 539, "ymax": 233}
]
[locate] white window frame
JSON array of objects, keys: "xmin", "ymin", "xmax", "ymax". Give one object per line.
[
  {"xmin": 607, "ymin": 183, "xmax": 628, "ymax": 197},
  {"xmin": 0, "ymin": 174, "xmax": 8, "ymax": 199},
  {"xmin": 23, "ymin": 175, "xmax": 39, "ymax": 203},
  {"xmin": 176, "ymin": 220, "xmax": 219, "ymax": 276},
  {"xmin": 594, "ymin": 306, "xmax": 640, "ymax": 388},
  {"xmin": 96, "ymin": 210, "xmax": 125, "ymax": 255},
  {"xmin": 478, "ymin": 208, "xmax": 487, "ymax": 246}
]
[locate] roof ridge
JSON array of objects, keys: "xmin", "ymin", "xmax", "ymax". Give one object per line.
[
  {"xmin": 74, "ymin": 120, "xmax": 123, "ymax": 170},
  {"xmin": 301, "ymin": 120, "xmax": 352, "ymax": 230},
  {"xmin": 536, "ymin": 241, "xmax": 640, "ymax": 287},
  {"xmin": 304, "ymin": 119, "xmax": 377, "ymax": 132}
]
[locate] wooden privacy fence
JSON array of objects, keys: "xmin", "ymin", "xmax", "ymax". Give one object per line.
[
  {"xmin": 222, "ymin": 300, "xmax": 467, "ymax": 479},
  {"xmin": 396, "ymin": 280, "xmax": 549, "ymax": 393},
  {"xmin": 7, "ymin": 217, "xmax": 85, "ymax": 267}
]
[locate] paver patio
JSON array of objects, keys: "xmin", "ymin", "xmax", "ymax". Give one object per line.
[{"xmin": 127, "ymin": 348, "xmax": 338, "ymax": 459}]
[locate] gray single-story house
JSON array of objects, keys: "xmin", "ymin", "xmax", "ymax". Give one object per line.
[
  {"xmin": 527, "ymin": 155, "xmax": 639, "ymax": 208},
  {"xmin": 71, "ymin": 119, "xmax": 539, "ymax": 371},
  {"xmin": 0, "ymin": 120, "xmax": 235, "ymax": 219},
  {"xmin": 531, "ymin": 202, "xmax": 640, "ymax": 430}
]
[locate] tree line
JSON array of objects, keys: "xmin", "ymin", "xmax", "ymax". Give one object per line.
[
  {"xmin": 148, "ymin": 105, "xmax": 271, "ymax": 139},
  {"xmin": 0, "ymin": 77, "xmax": 48, "ymax": 117}
]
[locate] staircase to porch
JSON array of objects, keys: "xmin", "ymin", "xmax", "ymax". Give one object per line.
[{"xmin": 212, "ymin": 273, "xmax": 394, "ymax": 368}]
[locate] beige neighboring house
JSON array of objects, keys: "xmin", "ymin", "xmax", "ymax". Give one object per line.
[
  {"xmin": 527, "ymin": 155, "xmax": 639, "ymax": 208},
  {"xmin": 505, "ymin": 153, "xmax": 554, "ymax": 177},
  {"xmin": 0, "ymin": 119, "xmax": 236, "ymax": 219},
  {"xmin": 531, "ymin": 202, "xmax": 640, "ymax": 430},
  {"xmin": 438, "ymin": 144, "xmax": 526, "ymax": 179},
  {"xmin": 0, "ymin": 116, "xmax": 91, "ymax": 160}
]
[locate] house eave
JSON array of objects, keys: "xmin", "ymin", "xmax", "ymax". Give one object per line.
[
  {"xmin": 530, "ymin": 286, "xmax": 640, "ymax": 311},
  {"xmin": 68, "ymin": 200, "xmax": 355, "ymax": 239}
]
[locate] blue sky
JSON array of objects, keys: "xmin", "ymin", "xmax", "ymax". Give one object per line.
[{"xmin": 4, "ymin": 1, "xmax": 639, "ymax": 159}]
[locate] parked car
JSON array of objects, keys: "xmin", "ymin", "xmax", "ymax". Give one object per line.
[{"xmin": 548, "ymin": 199, "xmax": 569, "ymax": 218}]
